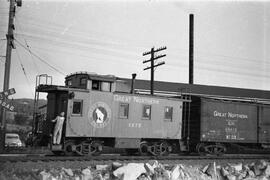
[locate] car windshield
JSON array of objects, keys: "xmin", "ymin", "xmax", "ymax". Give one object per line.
[
  {"xmin": 6, "ymin": 136, "xmax": 18, "ymax": 139},
  {"xmin": 6, "ymin": 134, "xmax": 19, "ymax": 140}
]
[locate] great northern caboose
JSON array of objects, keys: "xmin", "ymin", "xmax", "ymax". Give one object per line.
[{"xmin": 33, "ymin": 72, "xmax": 190, "ymax": 156}]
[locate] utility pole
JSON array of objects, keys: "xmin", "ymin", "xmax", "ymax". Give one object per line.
[
  {"xmin": 0, "ymin": 0, "xmax": 22, "ymax": 152},
  {"xmin": 143, "ymin": 46, "xmax": 167, "ymax": 95}
]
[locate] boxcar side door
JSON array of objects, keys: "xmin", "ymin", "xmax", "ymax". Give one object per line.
[{"xmin": 259, "ymin": 105, "xmax": 270, "ymax": 144}]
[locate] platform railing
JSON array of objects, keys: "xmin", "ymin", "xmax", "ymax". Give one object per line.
[{"xmin": 32, "ymin": 74, "xmax": 53, "ymax": 134}]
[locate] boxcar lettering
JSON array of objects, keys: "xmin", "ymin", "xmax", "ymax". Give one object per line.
[
  {"xmin": 227, "ymin": 112, "xmax": 248, "ymax": 119},
  {"xmin": 226, "ymin": 119, "xmax": 237, "ymax": 126},
  {"xmin": 213, "ymin": 111, "xmax": 227, "ymax": 117},
  {"xmin": 213, "ymin": 111, "xmax": 248, "ymax": 119},
  {"xmin": 225, "ymin": 127, "xmax": 237, "ymax": 133},
  {"xmin": 226, "ymin": 134, "xmax": 237, "ymax": 140}
]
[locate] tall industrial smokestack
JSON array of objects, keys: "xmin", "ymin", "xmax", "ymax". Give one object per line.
[{"xmin": 189, "ymin": 14, "xmax": 194, "ymax": 84}]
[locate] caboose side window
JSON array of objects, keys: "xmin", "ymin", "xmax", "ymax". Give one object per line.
[
  {"xmin": 119, "ymin": 103, "xmax": 129, "ymax": 119},
  {"xmin": 67, "ymin": 80, "xmax": 72, "ymax": 86},
  {"xmin": 164, "ymin": 106, "xmax": 173, "ymax": 121},
  {"xmin": 101, "ymin": 82, "xmax": 111, "ymax": 92},
  {"xmin": 72, "ymin": 100, "xmax": 83, "ymax": 116},
  {"xmin": 92, "ymin": 80, "xmax": 100, "ymax": 90},
  {"xmin": 92, "ymin": 80, "xmax": 111, "ymax": 92},
  {"xmin": 142, "ymin": 105, "xmax": 151, "ymax": 120},
  {"xmin": 80, "ymin": 78, "xmax": 87, "ymax": 86}
]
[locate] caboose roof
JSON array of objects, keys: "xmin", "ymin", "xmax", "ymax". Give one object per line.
[
  {"xmin": 36, "ymin": 85, "xmax": 89, "ymax": 93},
  {"xmin": 66, "ymin": 71, "xmax": 116, "ymax": 82},
  {"xmin": 61, "ymin": 72, "xmax": 270, "ymax": 101}
]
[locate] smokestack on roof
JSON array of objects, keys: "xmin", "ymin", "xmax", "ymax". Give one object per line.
[{"xmin": 130, "ymin": 73, "xmax": 137, "ymax": 94}]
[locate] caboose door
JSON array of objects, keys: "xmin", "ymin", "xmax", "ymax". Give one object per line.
[
  {"xmin": 56, "ymin": 92, "xmax": 68, "ymax": 117},
  {"xmin": 46, "ymin": 91, "xmax": 68, "ymax": 143},
  {"xmin": 258, "ymin": 106, "xmax": 270, "ymax": 144},
  {"xmin": 46, "ymin": 92, "xmax": 68, "ymax": 121}
]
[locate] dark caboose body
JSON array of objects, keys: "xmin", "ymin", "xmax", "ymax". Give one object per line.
[{"xmin": 33, "ymin": 72, "xmax": 189, "ymax": 156}]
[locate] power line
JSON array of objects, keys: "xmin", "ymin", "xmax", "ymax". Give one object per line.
[
  {"xmin": 15, "ymin": 48, "xmax": 35, "ymax": 98},
  {"xmin": 170, "ymin": 47, "xmax": 270, "ymax": 64},
  {"xmin": 14, "ymin": 32, "xmax": 140, "ymax": 59},
  {"xmin": 13, "ymin": 18, "xmax": 41, "ymax": 75},
  {"xmin": 24, "ymin": 39, "xmax": 40, "ymax": 74},
  {"xmin": 26, "ymin": 44, "xmax": 140, "ymax": 66},
  {"xmin": 14, "ymin": 15, "xmax": 149, "ymax": 49},
  {"xmin": 14, "ymin": 38, "xmax": 66, "ymax": 76},
  {"xmin": 13, "ymin": 33, "xmax": 142, "ymax": 67},
  {"xmin": 14, "ymin": 29, "xmax": 140, "ymax": 55},
  {"xmin": 16, "ymin": 14, "xmax": 147, "ymax": 46},
  {"xmin": 18, "ymin": 15, "xmax": 265, "ymax": 64}
]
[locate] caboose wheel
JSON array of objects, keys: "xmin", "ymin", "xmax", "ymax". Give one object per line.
[
  {"xmin": 89, "ymin": 141, "xmax": 102, "ymax": 156},
  {"xmin": 149, "ymin": 144, "xmax": 158, "ymax": 156},
  {"xmin": 64, "ymin": 140, "xmax": 76, "ymax": 156},
  {"xmin": 76, "ymin": 141, "xmax": 102, "ymax": 156},
  {"xmin": 159, "ymin": 141, "xmax": 170, "ymax": 156},
  {"xmin": 139, "ymin": 141, "xmax": 149, "ymax": 156}
]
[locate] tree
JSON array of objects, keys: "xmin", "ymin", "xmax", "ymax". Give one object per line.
[{"xmin": 14, "ymin": 113, "xmax": 28, "ymax": 125}]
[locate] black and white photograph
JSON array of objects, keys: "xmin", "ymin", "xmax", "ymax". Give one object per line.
[{"xmin": 0, "ymin": 0, "xmax": 270, "ymax": 179}]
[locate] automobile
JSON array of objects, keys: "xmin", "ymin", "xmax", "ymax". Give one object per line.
[{"xmin": 5, "ymin": 133, "xmax": 23, "ymax": 148}]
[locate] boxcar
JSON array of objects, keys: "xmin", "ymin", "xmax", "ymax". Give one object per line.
[{"xmin": 189, "ymin": 97, "xmax": 270, "ymax": 155}]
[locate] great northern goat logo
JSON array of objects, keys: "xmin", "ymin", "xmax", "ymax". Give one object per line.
[{"xmin": 89, "ymin": 102, "xmax": 111, "ymax": 128}]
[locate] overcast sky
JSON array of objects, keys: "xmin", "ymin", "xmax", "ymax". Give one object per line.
[{"xmin": 0, "ymin": 0, "xmax": 270, "ymax": 98}]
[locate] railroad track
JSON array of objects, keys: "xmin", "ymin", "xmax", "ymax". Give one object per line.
[{"xmin": 1, "ymin": 153, "xmax": 270, "ymax": 164}]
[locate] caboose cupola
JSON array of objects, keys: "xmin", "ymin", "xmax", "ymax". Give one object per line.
[{"xmin": 65, "ymin": 72, "xmax": 117, "ymax": 92}]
